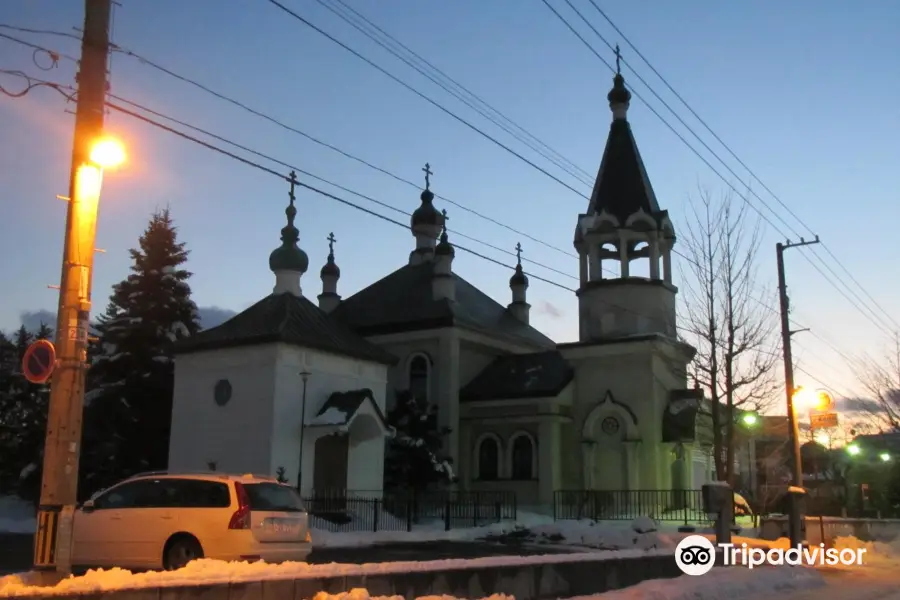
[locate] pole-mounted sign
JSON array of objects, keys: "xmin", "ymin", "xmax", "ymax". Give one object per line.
[{"xmin": 21, "ymin": 339, "xmax": 57, "ymax": 385}]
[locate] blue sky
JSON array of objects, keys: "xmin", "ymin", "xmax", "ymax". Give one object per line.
[{"xmin": 2, "ymin": 0, "xmax": 898, "ymax": 404}]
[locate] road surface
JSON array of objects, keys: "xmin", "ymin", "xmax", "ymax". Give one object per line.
[{"xmin": 0, "ymin": 533, "xmax": 570, "ymax": 576}]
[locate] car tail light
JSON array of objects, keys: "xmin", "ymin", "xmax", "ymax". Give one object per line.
[{"xmin": 228, "ymin": 481, "xmax": 251, "ymax": 529}]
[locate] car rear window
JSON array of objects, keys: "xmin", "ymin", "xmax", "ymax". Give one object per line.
[{"xmin": 242, "ymin": 483, "xmax": 305, "ymax": 512}]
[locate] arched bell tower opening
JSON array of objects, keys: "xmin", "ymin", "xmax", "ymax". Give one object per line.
[{"xmin": 574, "ymin": 62, "xmax": 678, "ymax": 342}]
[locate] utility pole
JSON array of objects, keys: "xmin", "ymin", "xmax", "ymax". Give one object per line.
[
  {"xmin": 34, "ymin": 0, "xmax": 112, "ymax": 577},
  {"xmin": 776, "ymin": 235, "xmax": 820, "ymax": 548}
]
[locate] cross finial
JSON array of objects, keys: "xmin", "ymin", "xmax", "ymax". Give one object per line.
[
  {"xmin": 441, "ymin": 209, "xmax": 448, "ymax": 234},
  {"xmin": 515, "ymin": 242, "xmax": 523, "ymax": 265},
  {"xmin": 615, "ymin": 44, "xmax": 622, "ymax": 75},
  {"xmin": 422, "ymin": 162, "xmax": 433, "ymax": 190},
  {"xmin": 288, "ymin": 171, "xmax": 298, "ymax": 206},
  {"xmin": 327, "ymin": 232, "xmax": 336, "ymax": 255}
]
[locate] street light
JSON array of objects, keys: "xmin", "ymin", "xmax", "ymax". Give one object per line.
[
  {"xmin": 89, "ymin": 137, "xmax": 125, "ymax": 168},
  {"xmin": 847, "ymin": 443, "xmax": 861, "ymax": 456},
  {"xmin": 880, "ymin": 452, "xmax": 891, "ymax": 462},
  {"xmin": 741, "ymin": 412, "xmax": 759, "ymax": 427},
  {"xmin": 296, "ymin": 371, "xmax": 311, "ymax": 496}
]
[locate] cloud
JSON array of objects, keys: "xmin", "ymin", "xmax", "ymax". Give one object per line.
[
  {"xmin": 536, "ymin": 301, "xmax": 563, "ymax": 319},
  {"xmin": 19, "ymin": 310, "xmax": 56, "ymax": 332},
  {"xmin": 197, "ymin": 306, "xmax": 237, "ymax": 329},
  {"xmin": 18, "ymin": 306, "xmax": 237, "ymax": 333},
  {"xmin": 834, "ymin": 396, "xmax": 882, "ymax": 413}
]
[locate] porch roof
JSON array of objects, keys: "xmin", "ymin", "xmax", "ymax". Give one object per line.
[{"xmin": 307, "ymin": 388, "xmax": 388, "ymax": 431}]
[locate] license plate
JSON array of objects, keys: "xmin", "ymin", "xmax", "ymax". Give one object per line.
[{"xmin": 267, "ymin": 518, "xmax": 299, "ymax": 534}]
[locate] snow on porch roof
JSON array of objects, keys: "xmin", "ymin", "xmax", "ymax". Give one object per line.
[{"xmin": 307, "ymin": 388, "xmax": 388, "ymax": 429}]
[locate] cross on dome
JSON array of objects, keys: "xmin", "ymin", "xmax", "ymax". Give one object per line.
[
  {"xmin": 615, "ymin": 44, "xmax": 622, "ymax": 75},
  {"xmin": 422, "ymin": 162, "xmax": 433, "ymax": 190},
  {"xmin": 515, "ymin": 242, "xmax": 523, "ymax": 265},
  {"xmin": 327, "ymin": 232, "xmax": 336, "ymax": 255}
]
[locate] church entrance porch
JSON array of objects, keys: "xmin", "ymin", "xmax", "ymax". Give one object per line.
[
  {"xmin": 301, "ymin": 389, "xmax": 389, "ymax": 499},
  {"xmin": 581, "ymin": 391, "xmax": 640, "ymax": 492}
]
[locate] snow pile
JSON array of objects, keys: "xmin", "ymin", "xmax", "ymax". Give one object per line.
[
  {"xmin": 831, "ymin": 535, "xmax": 900, "ymax": 568},
  {"xmin": 311, "ymin": 593, "xmax": 512, "ymax": 600},
  {"xmin": 0, "ymin": 496, "xmax": 35, "ymax": 534},
  {"xmin": 580, "ymin": 565, "xmax": 824, "ymax": 600},
  {"xmin": 314, "ymin": 514, "xmax": 678, "ymax": 550},
  {"xmin": 0, "ymin": 550, "xmax": 676, "ymax": 597}
]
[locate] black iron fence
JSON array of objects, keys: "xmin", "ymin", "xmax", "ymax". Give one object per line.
[
  {"xmin": 554, "ymin": 489, "xmax": 707, "ymax": 523},
  {"xmin": 303, "ymin": 489, "xmax": 517, "ymax": 533}
]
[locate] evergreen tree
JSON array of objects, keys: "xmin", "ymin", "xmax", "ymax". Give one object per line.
[
  {"xmin": 81, "ymin": 208, "xmax": 200, "ymax": 494},
  {"xmin": 383, "ymin": 390, "xmax": 455, "ymax": 492},
  {"xmin": 0, "ymin": 324, "xmax": 53, "ymax": 502}
]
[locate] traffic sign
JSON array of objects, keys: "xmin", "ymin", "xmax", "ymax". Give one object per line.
[
  {"xmin": 810, "ymin": 412, "xmax": 839, "ymax": 431},
  {"xmin": 21, "ymin": 339, "xmax": 57, "ymax": 384}
]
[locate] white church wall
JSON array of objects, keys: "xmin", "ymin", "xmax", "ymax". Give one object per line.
[
  {"xmin": 346, "ymin": 400, "xmax": 387, "ymax": 493},
  {"xmin": 562, "ymin": 340, "xmax": 664, "ymax": 490},
  {"xmin": 170, "ymin": 345, "xmax": 278, "ymax": 474},
  {"xmin": 272, "ymin": 343, "xmax": 388, "ymax": 495}
]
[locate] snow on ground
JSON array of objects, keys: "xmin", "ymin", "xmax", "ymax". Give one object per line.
[
  {"xmin": 0, "ymin": 497, "xmax": 35, "ymax": 535},
  {"xmin": 279, "ymin": 564, "xmax": 825, "ymax": 600},
  {"xmin": 0, "ymin": 548, "xmax": 676, "ymax": 597}
]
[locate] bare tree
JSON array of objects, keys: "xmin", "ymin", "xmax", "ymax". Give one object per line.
[
  {"xmin": 681, "ymin": 188, "xmax": 780, "ymax": 484},
  {"xmin": 856, "ymin": 332, "xmax": 900, "ymax": 431}
]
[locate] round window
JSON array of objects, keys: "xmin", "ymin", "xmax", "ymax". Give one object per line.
[
  {"xmin": 601, "ymin": 416, "xmax": 620, "ymax": 435},
  {"xmin": 214, "ymin": 379, "xmax": 232, "ymax": 406}
]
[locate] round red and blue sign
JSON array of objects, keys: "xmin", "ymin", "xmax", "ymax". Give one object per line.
[{"xmin": 22, "ymin": 339, "xmax": 57, "ymax": 384}]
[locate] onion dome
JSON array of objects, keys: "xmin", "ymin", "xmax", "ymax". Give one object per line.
[{"xmin": 269, "ymin": 178, "xmax": 309, "ymax": 273}]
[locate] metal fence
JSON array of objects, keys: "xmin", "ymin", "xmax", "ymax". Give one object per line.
[
  {"xmin": 303, "ymin": 489, "xmax": 517, "ymax": 533},
  {"xmin": 553, "ymin": 489, "xmax": 707, "ymax": 523}
]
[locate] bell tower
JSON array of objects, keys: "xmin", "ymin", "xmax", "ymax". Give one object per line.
[{"xmin": 574, "ymin": 51, "xmax": 677, "ymax": 342}]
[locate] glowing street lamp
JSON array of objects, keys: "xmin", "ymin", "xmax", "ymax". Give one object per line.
[
  {"xmin": 847, "ymin": 443, "xmax": 861, "ymax": 456},
  {"xmin": 89, "ymin": 137, "xmax": 126, "ymax": 169},
  {"xmin": 741, "ymin": 412, "xmax": 759, "ymax": 427},
  {"xmin": 792, "ymin": 386, "xmax": 832, "ymax": 412},
  {"xmin": 880, "ymin": 452, "xmax": 891, "ymax": 462}
]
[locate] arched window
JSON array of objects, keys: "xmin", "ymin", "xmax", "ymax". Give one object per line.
[
  {"xmin": 510, "ymin": 433, "xmax": 536, "ymax": 480},
  {"xmin": 408, "ymin": 353, "xmax": 430, "ymax": 402},
  {"xmin": 476, "ymin": 436, "xmax": 500, "ymax": 480}
]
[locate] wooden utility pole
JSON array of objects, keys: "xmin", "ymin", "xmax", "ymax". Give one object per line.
[
  {"xmin": 776, "ymin": 236, "xmax": 820, "ymax": 547},
  {"xmin": 34, "ymin": 0, "xmax": 112, "ymax": 576}
]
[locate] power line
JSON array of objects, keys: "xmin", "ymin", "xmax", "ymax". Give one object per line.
[
  {"xmin": 314, "ymin": 0, "xmax": 592, "ymax": 186},
  {"xmin": 106, "ymin": 93, "xmax": 579, "ymax": 282},
  {"xmin": 585, "ymin": 0, "xmax": 900, "ymax": 334},
  {"xmin": 106, "ymin": 44, "xmax": 578, "ymax": 261},
  {"xmin": 542, "ymin": 0, "xmax": 899, "ymax": 336}
]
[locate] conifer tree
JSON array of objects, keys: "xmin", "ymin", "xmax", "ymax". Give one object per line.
[
  {"xmin": 82, "ymin": 208, "xmax": 200, "ymax": 494},
  {"xmin": 384, "ymin": 390, "xmax": 455, "ymax": 492},
  {"xmin": 0, "ymin": 324, "xmax": 53, "ymax": 501}
]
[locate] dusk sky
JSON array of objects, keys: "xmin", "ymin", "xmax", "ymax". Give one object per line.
[{"xmin": 2, "ymin": 0, "xmax": 898, "ymax": 408}]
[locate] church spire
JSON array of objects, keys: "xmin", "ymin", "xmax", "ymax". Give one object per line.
[
  {"xmin": 508, "ymin": 242, "xmax": 530, "ymax": 324},
  {"xmin": 409, "ymin": 162, "xmax": 445, "ymax": 265},
  {"xmin": 318, "ymin": 232, "xmax": 341, "ymax": 312},
  {"xmin": 432, "ymin": 209, "xmax": 455, "ymax": 301},
  {"xmin": 269, "ymin": 171, "xmax": 309, "ymax": 296},
  {"xmin": 608, "ymin": 44, "xmax": 632, "ymax": 120}
]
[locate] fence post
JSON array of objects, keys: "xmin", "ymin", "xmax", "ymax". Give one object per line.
[
  {"xmin": 444, "ymin": 497, "xmax": 451, "ymax": 531},
  {"xmin": 373, "ymin": 499, "xmax": 380, "ymax": 532},
  {"xmin": 495, "ymin": 501, "xmax": 501, "ymax": 522},
  {"xmin": 473, "ymin": 492, "xmax": 480, "ymax": 528},
  {"xmin": 406, "ymin": 492, "xmax": 413, "ymax": 532}
]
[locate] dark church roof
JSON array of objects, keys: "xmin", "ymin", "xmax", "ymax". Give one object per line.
[
  {"xmin": 174, "ymin": 292, "xmax": 396, "ymax": 365},
  {"xmin": 460, "ymin": 350, "xmax": 573, "ymax": 402},
  {"xmin": 331, "ymin": 262, "xmax": 554, "ymax": 347},
  {"xmin": 585, "ymin": 72, "xmax": 663, "ymax": 224},
  {"xmin": 308, "ymin": 388, "xmax": 387, "ymax": 427}
]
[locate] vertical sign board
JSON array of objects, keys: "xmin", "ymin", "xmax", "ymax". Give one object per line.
[{"xmin": 22, "ymin": 339, "xmax": 57, "ymax": 385}]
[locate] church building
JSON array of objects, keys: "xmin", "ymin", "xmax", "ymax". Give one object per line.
[{"xmin": 168, "ymin": 65, "xmax": 706, "ymax": 507}]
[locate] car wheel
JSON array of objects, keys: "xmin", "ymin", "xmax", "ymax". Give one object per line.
[{"xmin": 164, "ymin": 535, "xmax": 204, "ymax": 571}]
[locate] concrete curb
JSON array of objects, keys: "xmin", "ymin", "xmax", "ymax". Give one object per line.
[{"xmin": 21, "ymin": 552, "xmax": 688, "ymax": 600}]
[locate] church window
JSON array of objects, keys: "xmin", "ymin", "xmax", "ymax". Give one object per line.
[
  {"xmin": 510, "ymin": 433, "xmax": 535, "ymax": 480},
  {"xmin": 601, "ymin": 416, "xmax": 620, "ymax": 435},
  {"xmin": 408, "ymin": 353, "xmax": 430, "ymax": 402},
  {"xmin": 476, "ymin": 436, "xmax": 500, "ymax": 480}
]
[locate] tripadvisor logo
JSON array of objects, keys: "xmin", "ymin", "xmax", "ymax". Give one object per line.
[{"xmin": 675, "ymin": 535, "xmax": 866, "ymax": 576}]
